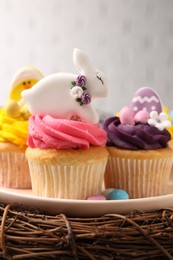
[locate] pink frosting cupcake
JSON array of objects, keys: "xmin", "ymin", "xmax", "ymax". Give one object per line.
[{"xmin": 22, "ymin": 48, "xmax": 109, "ymax": 199}]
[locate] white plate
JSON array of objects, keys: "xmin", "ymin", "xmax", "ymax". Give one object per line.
[{"xmin": 0, "ymin": 182, "xmax": 173, "ymax": 217}]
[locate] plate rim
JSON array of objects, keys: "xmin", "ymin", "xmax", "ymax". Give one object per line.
[
  {"xmin": 1, "ymin": 183, "xmax": 173, "ymax": 217},
  {"xmin": 0, "ymin": 182, "xmax": 173, "ymax": 204}
]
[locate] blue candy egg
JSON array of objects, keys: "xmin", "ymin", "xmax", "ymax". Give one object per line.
[
  {"xmin": 108, "ymin": 189, "xmax": 129, "ymax": 200},
  {"xmin": 170, "ymin": 109, "xmax": 173, "ymax": 123}
]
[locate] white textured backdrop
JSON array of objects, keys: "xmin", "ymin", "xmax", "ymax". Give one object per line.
[{"xmin": 0, "ymin": 0, "xmax": 173, "ymax": 114}]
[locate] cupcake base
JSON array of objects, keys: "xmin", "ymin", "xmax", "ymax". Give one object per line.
[
  {"xmin": 0, "ymin": 143, "xmax": 31, "ymax": 189},
  {"xmin": 26, "ymin": 146, "xmax": 108, "ymax": 199},
  {"xmin": 105, "ymin": 146, "xmax": 173, "ymax": 199}
]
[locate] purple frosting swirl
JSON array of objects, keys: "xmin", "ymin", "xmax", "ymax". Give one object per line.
[{"xmin": 103, "ymin": 117, "xmax": 171, "ymax": 150}]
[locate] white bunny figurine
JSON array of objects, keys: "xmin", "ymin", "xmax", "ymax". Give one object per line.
[{"xmin": 22, "ymin": 48, "xmax": 109, "ymax": 123}]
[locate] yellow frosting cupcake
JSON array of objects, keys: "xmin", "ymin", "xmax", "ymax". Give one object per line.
[{"xmin": 0, "ymin": 66, "xmax": 43, "ymax": 188}]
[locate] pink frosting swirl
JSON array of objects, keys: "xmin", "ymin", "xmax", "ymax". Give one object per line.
[{"xmin": 28, "ymin": 114, "xmax": 107, "ymax": 149}]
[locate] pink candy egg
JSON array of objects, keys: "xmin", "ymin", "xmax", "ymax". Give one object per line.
[
  {"xmin": 134, "ymin": 110, "xmax": 149, "ymax": 124},
  {"xmin": 119, "ymin": 106, "xmax": 135, "ymax": 125}
]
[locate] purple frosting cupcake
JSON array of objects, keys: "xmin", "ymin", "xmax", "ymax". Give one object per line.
[{"xmin": 103, "ymin": 87, "xmax": 173, "ymax": 199}]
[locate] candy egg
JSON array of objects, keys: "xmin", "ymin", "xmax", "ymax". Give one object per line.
[
  {"xmin": 134, "ymin": 110, "xmax": 149, "ymax": 124},
  {"xmin": 87, "ymin": 194, "xmax": 106, "ymax": 200},
  {"xmin": 129, "ymin": 87, "xmax": 162, "ymax": 115},
  {"xmin": 4, "ymin": 100, "xmax": 20, "ymax": 117},
  {"xmin": 108, "ymin": 189, "xmax": 129, "ymax": 200},
  {"xmin": 20, "ymin": 103, "xmax": 31, "ymax": 120},
  {"xmin": 101, "ymin": 188, "xmax": 115, "ymax": 199},
  {"xmin": 119, "ymin": 106, "xmax": 135, "ymax": 125},
  {"xmin": 170, "ymin": 109, "xmax": 173, "ymax": 123}
]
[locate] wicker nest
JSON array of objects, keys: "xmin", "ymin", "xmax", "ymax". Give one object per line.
[{"xmin": 0, "ymin": 204, "xmax": 173, "ymax": 259}]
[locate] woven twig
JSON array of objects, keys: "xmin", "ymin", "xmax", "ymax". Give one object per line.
[{"xmin": 0, "ymin": 204, "xmax": 173, "ymax": 259}]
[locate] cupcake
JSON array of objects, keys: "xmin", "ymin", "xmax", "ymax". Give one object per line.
[
  {"xmin": 22, "ymin": 48, "xmax": 109, "ymax": 199},
  {"xmin": 0, "ymin": 66, "xmax": 43, "ymax": 188},
  {"xmin": 103, "ymin": 87, "xmax": 173, "ymax": 199},
  {"xmin": 163, "ymin": 107, "xmax": 173, "ymax": 183}
]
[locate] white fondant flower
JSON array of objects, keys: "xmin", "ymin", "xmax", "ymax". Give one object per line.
[
  {"xmin": 71, "ymin": 86, "xmax": 83, "ymax": 99},
  {"xmin": 148, "ymin": 111, "xmax": 171, "ymax": 131}
]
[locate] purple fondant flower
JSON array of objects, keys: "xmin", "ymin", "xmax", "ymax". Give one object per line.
[
  {"xmin": 70, "ymin": 74, "xmax": 91, "ymax": 106},
  {"xmin": 76, "ymin": 75, "xmax": 86, "ymax": 87},
  {"xmin": 81, "ymin": 92, "xmax": 91, "ymax": 105}
]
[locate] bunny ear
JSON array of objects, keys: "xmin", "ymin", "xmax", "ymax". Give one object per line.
[{"xmin": 73, "ymin": 48, "xmax": 95, "ymax": 74}]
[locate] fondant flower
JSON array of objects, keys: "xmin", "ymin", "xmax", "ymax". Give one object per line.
[
  {"xmin": 81, "ymin": 92, "xmax": 91, "ymax": 105},
  {"xmin": 71, "ymin": 86, "xmax": 83, "ymax": 99},
  {"xmin": 76, "ymin": 75, "xmax": 86, "ymax": 87},
  {"xmin": 70, "ymin": 75, "xmax": 91, "ymax": 106},
  {"xmin": 148, "ymin": 111, "xmax": 171, "ymax": 131}
]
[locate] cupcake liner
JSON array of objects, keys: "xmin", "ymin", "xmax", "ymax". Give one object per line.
[
  {"xmin": 28, "ymin": 159, "xmax": 107, "ymax": 199},
  {"xmin": 0, "ymin": 151, "xmax": 31, "ymax": 189},
  {"xmin": 169, "ymin": 164, "xmax": 173, "ymax": 183},
  {"xmin": 105, "ymin": 156, "xmax": 173, "ymax": 198}
]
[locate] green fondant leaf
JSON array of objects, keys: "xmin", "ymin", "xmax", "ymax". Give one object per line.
[{"xmin": 71, "ymin": 81, "xmax": 76, "ymax": 87}]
